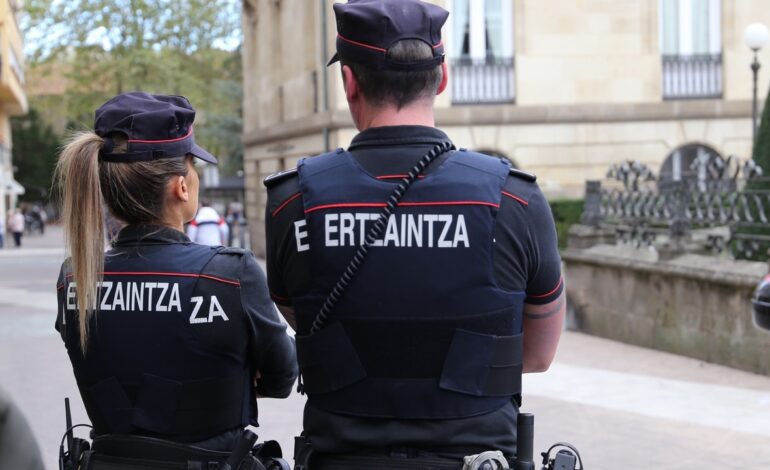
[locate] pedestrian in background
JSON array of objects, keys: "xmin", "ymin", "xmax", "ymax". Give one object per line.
[
  {"xmin": 8, "ymin": 208, "xmax": 24, "ymax": 247},
  {"xmin": 187, "ymin": 199, "xmax": 229, "ymax": 246}
]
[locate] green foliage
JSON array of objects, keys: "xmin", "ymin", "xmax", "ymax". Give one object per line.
[
  {"xmin": 11, "ymin": 108, "xmax": 62, "ymax": 201},
  {"xmin": 549, "ymin": 199, "xmax": 584, "ymax": 251},
  {"xmin": 22, "ymin": 0, "xmax": 244, "ymax": 175},
  {"xmin": 754, "ymin": 86, "xmax": 770, "ymax": 180},
  {"xmin": 738, "ymin": 84, "xmax": 770, "ymax": 260}
]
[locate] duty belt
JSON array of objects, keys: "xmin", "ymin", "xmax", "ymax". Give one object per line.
[{"xmin": 82, "ymin": 434, "xmax": 281, "ymax": 470}]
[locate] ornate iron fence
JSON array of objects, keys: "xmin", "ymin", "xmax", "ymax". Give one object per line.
[
  {"xmin": 581, "ymin": 155, "xmax": 770, "ymax": 259},
  {"xmin": 450, "ymin": 57, "xmax": 515, "ymax": 105},
  {"xmin": 661, "ymin": 53, "xmax": 723, "ymax": 100}
]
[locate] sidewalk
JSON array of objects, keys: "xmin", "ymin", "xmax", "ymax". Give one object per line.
[
  {"xmin": 0, "ymin": 224, "xmax": 65, "ymax": 256},
  {"xmin": 3, "ymin": 224, "xmax": 770, "ymax": 468}
]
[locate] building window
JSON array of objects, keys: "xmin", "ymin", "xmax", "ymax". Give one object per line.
[
  {"xmin": 660, "ymin": 0, "xmax": 722, "ymax": 100},
  {"xmin": 450, "ymin": 0, "xmax": 515, "ymax": 105}
]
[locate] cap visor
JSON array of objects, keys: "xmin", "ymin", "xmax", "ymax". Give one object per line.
[
  {"xmin": 327, "ymin": 52, "xmax": 340, "ymax": 67},
  {"xmin": 190, "ymin": 144, "xmax": 218, "ymax": 165}
]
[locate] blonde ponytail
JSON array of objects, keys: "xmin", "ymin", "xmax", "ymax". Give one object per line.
[
  {"xmin": 55, "ymin": 130, "xmax": 190, "ymax": 352},
  {"xmin": 55, "ymin": 132, "xmax": 106, "ymax": 352}
]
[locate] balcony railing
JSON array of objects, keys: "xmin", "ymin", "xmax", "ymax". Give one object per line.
[
  {"xmin": 450, "ymin": 57, "xmax": 515, "ymax": 105},
  {"xmin": 661, "ymin": 53, "xmax": 723, "ymax": 100}
]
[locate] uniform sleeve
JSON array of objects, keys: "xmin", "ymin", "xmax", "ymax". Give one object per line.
[
  {"xmin": 523, "ymin": 187, "xmax": 563, "ymax": 305},
  {"xmin": 239, "ymin": 253, "xmax": 298, "ymax": 398},
  {"xmin": 265, "ymin": 177, "xmax": 310, "ymax": 306},
  {"xmin": 55, "ymin": 263, "xmax": 65, "ymax": 334}
]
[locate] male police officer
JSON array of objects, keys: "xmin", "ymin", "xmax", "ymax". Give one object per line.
[{"xmin": 265, "ymin": 1, "xmax": 564, "ymax": 467}]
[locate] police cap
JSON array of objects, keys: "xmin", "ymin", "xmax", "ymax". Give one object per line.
[
  {"xmin": 327, "ymin": 0, "xmax": 449, "ymax": 71},
  {"xmin": 94, "ymin": 92, "xmax": 217, "ymax": 165}
]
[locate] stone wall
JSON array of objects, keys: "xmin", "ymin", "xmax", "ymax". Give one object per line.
[{"xmin": 563, "ymin": 239, "xmax": 770, "ymax": 375}]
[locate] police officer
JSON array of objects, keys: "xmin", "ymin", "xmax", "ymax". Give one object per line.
[
  {"xmin": 55, "ymin": 93, "xmax": 298, "ymax": 468},
  {"xmin": 265, "ymin": 1, "xmax": 565, "ymax": 468}
]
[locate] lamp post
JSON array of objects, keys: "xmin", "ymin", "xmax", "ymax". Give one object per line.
[{"xmin": 744, "ymin": 23, "xmax": 770, "ymax": 151}]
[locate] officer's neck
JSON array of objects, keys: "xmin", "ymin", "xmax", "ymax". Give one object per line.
[{"xmin": 354, "ymin": 99, "xmax": 436, "ymax": 130}]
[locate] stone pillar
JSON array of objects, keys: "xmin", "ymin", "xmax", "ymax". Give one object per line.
[{"xmin": 580, "ymin": 180, "xmax": 602, "ymax": 227}]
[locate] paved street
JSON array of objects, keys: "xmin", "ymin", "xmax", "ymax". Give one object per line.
[{"xmin": 2, "ymin": 225, "xmax": 770, "ymax": 469}]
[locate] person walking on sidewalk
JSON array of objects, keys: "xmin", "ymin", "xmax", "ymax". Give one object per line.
[
  {"xmin": 8, "ymin": 208, "xmax": 24, "ymax": 247},
  {"xmin": 187, "ymin": 199, "xmax": 229, "ymax": 246}
]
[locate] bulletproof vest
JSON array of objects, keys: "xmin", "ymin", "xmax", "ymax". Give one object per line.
[
  {"xmin": 58, "ymin": 243, "xmax": 253, "ymax": 440},
  {"xmin": 294, "ymin": 148, "xmax": 525, "ymax": 419}
]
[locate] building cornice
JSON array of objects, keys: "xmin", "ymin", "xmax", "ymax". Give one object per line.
[{"xmin": 242, "ymin": 100, "xmax": 754, "ymax": 147}]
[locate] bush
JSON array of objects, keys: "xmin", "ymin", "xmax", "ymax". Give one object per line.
[
  {"xmin": 549, "ymin": 199, "xmax": 584, "ymax": 251},
  {"xmin": 753, "ymin": 87, "xmax": 770, "ymax": 175}
]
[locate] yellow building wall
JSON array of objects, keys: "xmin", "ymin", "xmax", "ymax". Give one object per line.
[{"xmin": 242, "ymin": 0, "xmax": 770, "ymax": 254}]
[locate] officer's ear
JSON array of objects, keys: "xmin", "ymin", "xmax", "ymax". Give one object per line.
[
  {"xmin": 437, "ymin": 61, "xmax": 448, "ymax": 96},
  {"xmin": 342, "ymin": 65, "xmax": 359, "ymax": 103},
  {"xmin": 171, "ymin": 174, "xmax": 189, "ymax": 204}
]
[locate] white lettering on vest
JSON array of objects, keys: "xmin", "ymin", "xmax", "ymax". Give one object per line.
[
  {"xmin": 319, "ymin": 212, "xmax": 470, "ymax": 249},
  {"xmin": 66, "ymin": 283, "xmax": 77, "ymax": 311},
  {"xmin": 189, "ymin": 295, "xmax": 229, "ymax": 324},
  {"xmin": 66, "ymin": 281, "xmax": 191, "ymax": 314},
  {"xmin": 325, "ymin": 214, "xmax": 339, "ymax": 247},
  {"xmin": 294, "ymin": 220, "xmax": 310, "ymax": 252},
  {"xmin": 189, "ymin": 296, "xmax": 205, "ymax": 324},
  {"xmin": 99, "ymin": 282, "xmax": 114, "ymax": 311},
  {"xmin": 208, "ymin": 296, "xmax": 229, "ymax": 322},
  {"xmin": 155, "ymin": 283, "xmax": 169, "ymax": 312}
]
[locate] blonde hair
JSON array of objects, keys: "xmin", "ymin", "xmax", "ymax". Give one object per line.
[{"xmin": 55, "ymin": 132, "xmax": 189, "ymax": 352}]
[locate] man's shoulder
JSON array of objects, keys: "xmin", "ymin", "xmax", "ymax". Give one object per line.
[
  {"xmin": 263, "ymin": 167, "xmax": 299, "ymax": 189},
  {"xmin": 454, "ymin": 148, "xmax": 537, "ymax": 183},
  {"xmin": 265, "ymin": 168, "xmax": 302, "ymax": 219}
]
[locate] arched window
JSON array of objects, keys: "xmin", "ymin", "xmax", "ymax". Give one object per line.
[{"xmin": 658, "ymin": 143, "xmax": 725, "ymax": 192}]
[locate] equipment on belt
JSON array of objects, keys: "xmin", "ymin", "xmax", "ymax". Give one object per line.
[
  {"xmin": 58, "ymin": 397, "xmax": 290, "ymax": 470},
  {"xmin": 292, "ymin": 412, "xmax": 583, "ymax": 470}
]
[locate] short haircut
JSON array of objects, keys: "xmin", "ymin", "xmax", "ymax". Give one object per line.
[{"xmin": 341, "ymin": 39, "xmax": 443, "ymax": 109}]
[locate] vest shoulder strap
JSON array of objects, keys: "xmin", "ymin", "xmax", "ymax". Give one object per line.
[
  {"xmin": 263, "ymin": 167, "xmax": 298, "ymax": 188},
  {"xmin": 509, "ymin": 168, "xmax": 537, "ymax": 183}
]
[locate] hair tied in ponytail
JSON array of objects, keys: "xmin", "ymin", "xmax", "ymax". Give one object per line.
[{"xmin": 100, "ymin": 136, "xmax": 115, "ymax": 156}]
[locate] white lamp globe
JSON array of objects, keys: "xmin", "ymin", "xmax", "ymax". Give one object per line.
[{"xmin": 744, "ymin": 23, "xmax": 770, "ymax": 51}]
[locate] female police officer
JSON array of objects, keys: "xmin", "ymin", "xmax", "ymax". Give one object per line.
[{"xmin": 54, "ymin": 92, "xmax": 297, "ymax": 467}]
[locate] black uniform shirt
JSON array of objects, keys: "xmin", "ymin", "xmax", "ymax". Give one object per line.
[
  {"xmin": 265, "ymin": 126, "xmax": 562, "ymax": 457},
  {"xmin": 56, "ymin": 225, "xmax": 298, "ymax": 450}
]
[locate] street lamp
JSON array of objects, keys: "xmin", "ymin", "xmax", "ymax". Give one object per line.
[{"xmin": 744, "ymin": 23, "xmax": 770, "ymax": 150}]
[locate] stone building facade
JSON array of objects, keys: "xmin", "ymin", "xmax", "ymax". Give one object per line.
[
  {"xmin": 242, "ymin": 0, "xmax": 770, "ymax": 256},
  {"xmin": 0, "ymin": 0, "xmax": 27, "ymax": 230}
]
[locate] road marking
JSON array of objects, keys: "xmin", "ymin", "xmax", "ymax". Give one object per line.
[{"xmin": 524, "ymin": 363, "xmax": 770, "ymax": 438}]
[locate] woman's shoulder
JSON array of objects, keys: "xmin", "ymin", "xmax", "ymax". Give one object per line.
[{"xmin": 203, "ymin": 247, "xmax": 261, "ymax": 280}]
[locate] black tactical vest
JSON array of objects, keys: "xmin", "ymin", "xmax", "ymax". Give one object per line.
[
  {"xmin": 58, "ymin": 240, "xmax": 254, "ymax": 441},
  {"xmin": 294, "ymin": 148, "xmax": 525, "ymax": 419}
]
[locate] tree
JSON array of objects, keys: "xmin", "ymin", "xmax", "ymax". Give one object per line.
[
  {"xmin": 22, "ymin": 0, "xmax": 244, "ymax": 174},
  {"xmin": 753, "ymin": 86, "xmax": 770, "ymax": 173},
  {"xmin": 11, "ymin": 108, "xmax": 62, "ymax": 202}
]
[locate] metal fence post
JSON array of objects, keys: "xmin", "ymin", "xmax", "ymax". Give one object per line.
[{"xmin": 669, "ymin": 179, "xmax": 689, "ymax": 241}]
